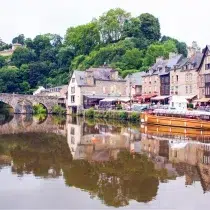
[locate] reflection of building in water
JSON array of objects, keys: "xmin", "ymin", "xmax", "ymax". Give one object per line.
[
  {"xmin": 141, "ymin": 130, "xmax": 210, "ymax": 193},
  {"xmin": 67, "ymin": 119, "xmax": 140, "ymax": 161}
]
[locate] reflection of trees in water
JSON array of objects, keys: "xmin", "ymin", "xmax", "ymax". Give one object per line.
[
  {"xmin": 63, "ymin": 151, "xmax": 169, "ymax": 207},
  {"xmin": 0, "ymin": 133, "xmax": 72, "ymax": 177}
]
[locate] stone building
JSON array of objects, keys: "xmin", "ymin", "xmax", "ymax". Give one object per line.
[
  {"xmin": 170, "ymin": 42, "xmax": 202, "ymax": 98},
  {"xmin": 67, "ymin": 67, "xmax": 127, "ymax": 113},
  {"xmin": 170, "ymin": 52, "xmax": 202, "ymax": 97},
  {"xmin": 142, "ymin": 53, "xmax": 182, "ymax": 100},
  {"xmin": 0, "ymin": 43, "xmax": 22, "ymax": 56},
  {"xmin": 33, "ymin": 85, "xmax": 68, "ymax": 107},
  {"xmin": 125, "ymin": 72, "xmax": 144, "ymax": 99},
  {"xmin": 197, "ymin": 45, "xmax": 210, "ymax": 100}
]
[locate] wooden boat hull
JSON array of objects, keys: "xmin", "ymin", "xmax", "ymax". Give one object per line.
[
  {"xmin": 140, "ymin": 113, "xmax": 210, "ymax": 130},
  {"xmin": 140, "ymin": 124, "xmax": 210, "ymax": 140}
]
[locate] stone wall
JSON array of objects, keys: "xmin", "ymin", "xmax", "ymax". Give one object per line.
[
  {"xmin": 0, "ymin": 93, "xmax": 59, "ymax": 114},
  {"xmin": 170, "ymin": 69, "xmax": 199, "ymax": 96},
  {"xmin": 142, "ymin": 75, "xmax": 160, "ymax": 95}
]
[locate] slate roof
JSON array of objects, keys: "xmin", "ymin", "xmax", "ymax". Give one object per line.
[
  {"xmin": 174, "ymin": 52, "xmax": 203, "ymax": 71},
  {"xmin": 73, "ymin": 68, "xmax": 124, "ymax": 86},
  {"xmin": 142, "ymin": 54, "xmax": 182, "ymax": 77},
  {"xmin": 125, "ymin": 72, "xmax": 144, "ymax": 86}
]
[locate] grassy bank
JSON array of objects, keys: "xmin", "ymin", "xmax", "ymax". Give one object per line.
[{"xmin": 84, "ymin": 108, "xmax": 140, "ymax": 122}]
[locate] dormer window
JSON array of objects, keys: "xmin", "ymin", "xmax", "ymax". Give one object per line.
[{"xmin": 72, "ymin": 78, "xmax": 75, "ymax": 83}]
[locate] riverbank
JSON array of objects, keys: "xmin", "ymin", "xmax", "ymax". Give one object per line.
[{"xmin": 83, "ymin": 108, "xmax": 140, "ymax": 122}]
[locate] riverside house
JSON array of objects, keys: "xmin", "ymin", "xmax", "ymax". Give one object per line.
[
  {"xmin": 141, "ymin": 53, "xmax": 182, "ymax": 104},
  {"xmin": 170, "ymin": 52, "xmax": 202, "ymax": 99},
  {"xmin": 170, "ymin": 42, "xmax": 202, "ymax": 101},
  {"xmin": 125, "ymin": 72, "xmax": 144, "ymax": 100},
  {"xmin": 197, "ymin": 45, "xmax": 210, "ymax": 102},
  {"xmin": 67, "ymin": 67, "xmax": 127, "ymax": 114}
]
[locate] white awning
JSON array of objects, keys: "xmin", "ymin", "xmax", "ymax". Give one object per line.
[
  {"xmin": 151, "ymin": 95, "xmax": 170, "ymax": 101},
  {"xmin": 194, "ymin": 98, "xmax": 210, "ymax": 103}
]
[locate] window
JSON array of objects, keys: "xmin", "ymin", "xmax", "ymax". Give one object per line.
[
  {"xmin": 71, "ymin": 127, "xmax": 75, "ymax": 135},
  {"xmin": 71, "ymin": 95, "xmax": 75, "ymax": 103},
  {"xmin": 189, "ymin": 73, "xmax": 192, "ymax": 81},
  {"xmin": 186, "ymin": 74, "xmax": 188, "ymax": 81},
  {"xmin": 71, "ymin": 87, "xmax": 75, "ymax": 94},
  {"xmin": 189, "ymin": 85, "xmax": 192, "ymax": 93},
  {"xmin": 205, "ymin": 64, "xmax": 210, "ymax": 70},
  {"xmin": 71, "ymin": 136, "xmax": 75, "ymax": 144},
  {"xmin": 186, "ymin": 86, "xmax": 188, "ymax": 94},
  {"xmin": 172, "ymin": 76, "xmax": 174, "ymax": 83},
  {"xmin": 72, "ymin": 78, "xmax": 75, "ymax": 83},
  {"xmin": 176, "ymin": 75, "xmax": 179, "ymax": 82},
  {"xmin": 205, "ymin": 74, "xmax": 210, "ymax": 83}
]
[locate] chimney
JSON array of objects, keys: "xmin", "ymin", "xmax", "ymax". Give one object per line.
[
  {"xmin": 85, "ymin": 69, "xmax": 94, "ymax": 86},
  {"xmin": 110, "ymin": 70, "xmax": 118, "ymax": 80},
  {"xmin": 187, "ymin": 41, "xmax": 201, "ymax": 58}
]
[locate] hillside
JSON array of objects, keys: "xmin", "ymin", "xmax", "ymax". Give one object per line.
[{"xmin": 0, "ymin": 8, "xmax": 187, "ymax": 94}]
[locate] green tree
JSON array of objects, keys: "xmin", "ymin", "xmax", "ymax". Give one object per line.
[
  {"xmin": 143, "ymin": 40, "xmax": 177, "ymax": 67},
  {"xmin": 0, "ymin": 66, "xmax": 20, "ymax": 93},
  {"xmin": 139, "ymin": 13, "xmax": 161, "ymax": 42},
  {"xmin": 121, "ymin": 48, "xmax": 144, "ymax": 69},
  {"xmin": 0, "ymin": 56, "xmax": 6, "ymax": 68},
  {"xmin": 11, "ymin": 47, "xmax": 37, "ymax": 67},
  {"xmin": 12, "ymin": 34, "xmax": 25, "ymax": 45},
  {"xmin": 65, "ymin": 21, "xmax": 100, "ymax": 55},
  {"xmin": 161, "ymin": 36, "xmax": 187, "ymax": 57},
  {"xmin": 28, "ymin": 62, "xmax": 50, "ymax": 88},
  {"xmin": 30, "ymin": 35, "xmax": 51, "ymax": 56},
  {"xmin": 98, "ymin": 8, "xmax": 131, "ymax": 43}
]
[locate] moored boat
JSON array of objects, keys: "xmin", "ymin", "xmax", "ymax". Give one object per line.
[{"xmin": 140, "ymin": 109, "xmax": 210, "ymax": 130}]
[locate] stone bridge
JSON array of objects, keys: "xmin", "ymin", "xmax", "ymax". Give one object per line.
[
  {"xmin": 0, "ymin": 93, "xmax": 60, "ymax": 114},
  {"xmin": 0, "ymin": 114, "xmax": 66, "ymax": 136}
]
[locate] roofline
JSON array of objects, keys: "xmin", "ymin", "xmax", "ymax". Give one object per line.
[{"xmin": 198, "ymin": 45, "xmax": 209, "ymax": 71}]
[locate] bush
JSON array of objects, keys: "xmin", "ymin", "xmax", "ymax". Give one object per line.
[
  {"xmin": 130, "ymin": 112, "xmax": 139, "ymax": 122},
  {"xmin": 85, "ymin": 108, "xmax": 94, "ymax": 118},
  {"xmin": 118, "ymin": 111, "xmax": 128, "ymax": 120},
  {"xmin": 33, "ymin": 104, "xmax": 47, "ymax": 114},
  {"xmin": 52, "ymin": 105, "xmax": 66, "ymax": 115},
  {"xmin": 188, "ymin": 103, "xmax": 194, "ymax": 109}
]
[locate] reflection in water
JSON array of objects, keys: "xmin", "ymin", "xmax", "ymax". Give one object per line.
[{"xmin": 1, "ymin": 115, "xmax": 210, "ymax": 208}]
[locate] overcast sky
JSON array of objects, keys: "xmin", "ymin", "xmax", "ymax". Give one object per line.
[{"xmin": 0, "ymin": 0, "xmax": 209, "ymax": 48}]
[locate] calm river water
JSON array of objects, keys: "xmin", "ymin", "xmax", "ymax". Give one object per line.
[{"xmin": 0, "ymin": 114, "xmax": 210, "ymax": 209}]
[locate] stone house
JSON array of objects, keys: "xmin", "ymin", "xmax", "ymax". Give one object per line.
[
  {"xmin": 170, "ymin": 51, "xmax": 202, "ymax": 97},
  {"xmin": 125, "ymin": 72, "xmax": 144, "ymax": 99},
  {"xmin": 142, "ymin": 53, "xmax": 182, "ymax": 98},
  {"xmin": 33, "ymin": 85, "xmax": 68, "ymax": 107},
  {"xmin": 198, "ymin": 45, "xmax": 210, "ymax": 100},
  {"xmin": 67, "ymin": 67, "xmax": 127, "ymax": 113}
]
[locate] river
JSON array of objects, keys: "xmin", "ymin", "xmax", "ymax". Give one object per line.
[{"xmin": 0, "ymin": 114, "xmax": 210, "ymax": 209}]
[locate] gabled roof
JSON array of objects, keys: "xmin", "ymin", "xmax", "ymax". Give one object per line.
[
  {"xmin": 72, "ymin": 68, "xmax": 124, "ymax": 86},
  {"xmin": 143, "ymin": 54, "xmax": 182, "ymax": 77},
  {"xmin": 198, "ymin": 45, "xmax": 210, "ymax": 70}
]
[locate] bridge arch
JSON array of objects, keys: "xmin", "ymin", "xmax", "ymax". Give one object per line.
[{"xmin": 0, "ymin": 93, "xmax": 59, "ymax": 114}]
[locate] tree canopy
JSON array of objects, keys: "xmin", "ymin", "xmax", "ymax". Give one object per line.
[{"xmin": 0, "ymin": 8, "xmax": 188, "ymax": 93}]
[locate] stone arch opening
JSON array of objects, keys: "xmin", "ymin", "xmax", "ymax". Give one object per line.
[
  {"xmin": 33, "ymin": 103, "xmax": 48, "ymax": 115},
  {"xmin": 15, "ymin": 99, "xmax": 33, "ymax": 114},
  {"xmin": 0, "ymin": 101, "xmax": 14, "ymax": 124}
]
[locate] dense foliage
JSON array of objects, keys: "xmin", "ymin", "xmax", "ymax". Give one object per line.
[{"xmin": 0, "ymin": 8, "xmax": 187, "ymax": 93}]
